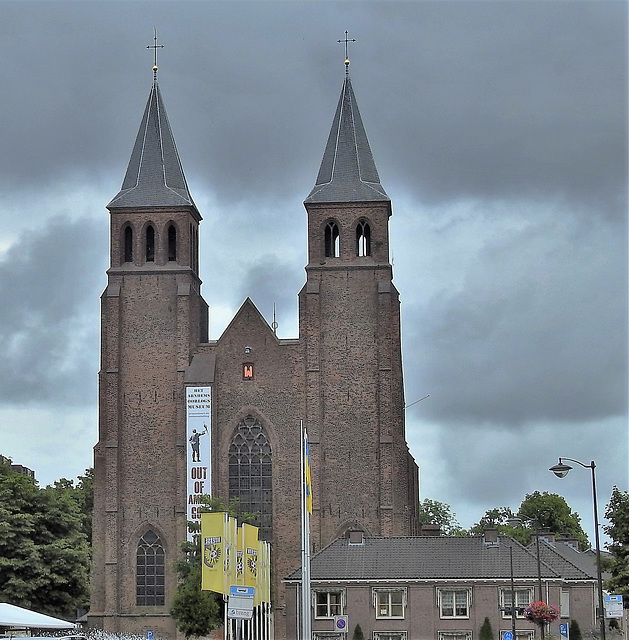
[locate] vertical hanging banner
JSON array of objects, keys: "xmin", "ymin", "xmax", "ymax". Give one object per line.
[
  {"xmin": 186, "ymin": 386, "xmax": 211, "ymax": 541},
  {"xmin": 243, "ymin": 523, "xmax": 259, "ymax": 589},
  {"xmin": 201, "ymin": 512, "xmax": 225, "ymax": 594}
]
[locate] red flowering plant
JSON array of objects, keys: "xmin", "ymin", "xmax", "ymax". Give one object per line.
[{"xmin": 523, "ymin": 601, "xmax": 560, "ymax": 626}]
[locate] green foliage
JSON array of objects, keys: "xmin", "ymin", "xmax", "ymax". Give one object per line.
[
  {"xmin": 469, "ymin": 507, "xmax": 521, "ymax": 539},
  {"xmin": 419, "ymin": 498, "xmax": 465, "ymax": 535},
  {"xmin": 171, "ymin": 495, "xmax": 258, "ymax": 638},
  {"xmin": 0, "ymin": 459, "xmax": 91, "ymax": 617},
  {"xmin": 602, "ymin": 486, "xmax": 629, "ymax": 601},
  {"xmin": 352, "ymin": 623, "xmax": 365, "ymax": 640},
  {"xmin": 479, "ymin": 616, "xmax": 494, "ymax": 640},
  {"xmin": 518, "ymin": 491, "xmax": 589, "ymax": 548},
  {"xmin": 569, "ymin": 618, "xmax": 583, "ymax": 640}
]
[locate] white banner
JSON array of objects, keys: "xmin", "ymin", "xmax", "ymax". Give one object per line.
[{"xmin": 186, "ymin": 386, "xmax": 211, "ymax": 541}]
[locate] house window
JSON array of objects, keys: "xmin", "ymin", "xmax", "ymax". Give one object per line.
[
  {"xmin": 560, "ymin": 588, "xmax": 570, "ymax": 618},
  {"xmin": 314, "ymin": 590, "xmax": 343, "ymax": 618},
  {"xmin": 500, "ymin": 632, "xmax": 534, "ymax": 640},
  {"xmin": 438, "ymin": 633, "xmax": 472, "ymax": 640},
  {"xmin": 324, "ymin": 221, "xmax": 340, "ymax": 257},
  {"xmin": 500, "ymin": 588, "xmax": 533, "ymax": 618},
  {"xmin": 136, "ymin": 530, "xmax": 165, "ymax": 606},
  {"xmin": 167, "ymin": 224, "xmax": 177, "ymax": 261},
  {"xmin": 373, "ymin": 588, "xmax": 406, "ymax": 619},
  {"xmin": 356, "ymin": 220, "xmax": 371, "ymax": 256},
  {"xmin": 145, "ymin": 224, "xmax": 155, "ymax": 262},
  {"xmin": 439, "ymin": 589, "xmax": 471, "ymax": 618},
  {"xmin": 124, "ymin": 225, "xmax": 133, "ymax": 263},
  {"xmin": 228, "ymin": 416, "xmax": 272, "ymax": 540},
  {"xmin": 374, "ymin": 634, "xmax": 407, "ymax": 640}
]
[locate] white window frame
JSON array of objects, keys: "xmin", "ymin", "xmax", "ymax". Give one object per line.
[
  {"xmin": 437, "ymin": 631, "xmax": 472, "ymax": 640},
  {"xmin": 500, "ymin": 587, "xmax": 533, "ymax": 619},
  {"xmin": 372, "ymin": 587, "xmax": 407, "ymax": 619},
  {"xmin": 437, "ymin": 588, "xmax": 472, "ymax": 619},
  {"xmin": 500, "ymin": 631, "xmax": 534, "ymax": 640},
  {"xmin": 560, "ymin": 588, "xmax": 570, "ymax": 618},
  {"xmin": 313, "ymin": 589, "xmax": 344, "ymax": 619},
  {"xmin": 373, "ymin": 633, "xmax": 408, "ymax": 640}
]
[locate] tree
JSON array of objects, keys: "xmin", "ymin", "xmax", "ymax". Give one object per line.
[
  {"xmin": 0, "ymin": 459, "xmax": 90, "ymax": 617},
  {"xmin": 518, "ymin": 491, "xmax": 589, "ymax": 548},
  {"xmin": 602, "ymin": 486, "xmax": 629, "ymax": 601},
  {"xmin": 469, "ymin": 507, "xmax": 521, "ymax": 539},
  {"xmin": 171, "ymin": 496, "xmax": 257, "ymax": 638},
  {"xmin": 479, "ymin": 616, "xmax": 495, "ymax": 640},
  {"xmin": 352, "ymin": 623, "xmax": 365, "ymax": 640},
  {"xmin": 419, "ymin": 499, "xmax": 465, "ymax": 535},
  {"xmin": 569, "ymin": 619, "xmax": 583, "ymax": 640}
]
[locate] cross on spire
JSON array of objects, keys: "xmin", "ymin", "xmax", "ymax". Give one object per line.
[
  {"xmin": 337, "ymin": 30, "xmax": 356, "ymax": 74},
  {"xmin": 147, "ymin": 28, "xmax": 164, "ymax": 83}
]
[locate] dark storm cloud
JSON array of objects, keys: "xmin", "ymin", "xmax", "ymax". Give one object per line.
[{"xmin": 0, "ymin": 215, "xmax": 106, "ymax": 406}]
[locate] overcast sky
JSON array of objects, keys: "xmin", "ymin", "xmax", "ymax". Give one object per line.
[{"xmin": 0, "ymin": 0, "xmax": 626, "ymax": 546}]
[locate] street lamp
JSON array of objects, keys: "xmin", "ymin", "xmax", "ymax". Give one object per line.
[
  {"xmin": 507, "ymin": 515, "xmax": 545, "ymax": 640},
  {"xmin": 549, "ymin": 458, "xmax": 606, "ymax": 640}
]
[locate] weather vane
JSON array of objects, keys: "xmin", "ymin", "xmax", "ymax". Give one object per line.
[
  {"xmin": 337, "ymin": 30, "xmax": 356, "ymax": 74},
  {"xmin": 147, "ymin": 28, "xmax": 164, "ymax": 83}
]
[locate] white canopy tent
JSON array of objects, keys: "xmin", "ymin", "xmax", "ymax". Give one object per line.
[{"xmin": 0, "ymin": 603, "xmax": 75, "ymax": 629}]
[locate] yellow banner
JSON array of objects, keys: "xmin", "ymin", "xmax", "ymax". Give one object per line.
[
  {"xmin": 243, "ymin": 523, "xmax": 259, "ymax": 590},
  {"xmin": 201, "ymin": 512, "xmax": 225, "ymax": 594},
  {"xmin": 236, "ymin": 525, "xmax": 244, "ymax": 585},
  {"xmin": 224, "ymin": 515, "xmax": 237, "ymax": 595}
]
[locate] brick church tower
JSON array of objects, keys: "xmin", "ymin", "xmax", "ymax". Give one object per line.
[{"xmin": 90, "ymin": 62, "xmax": 419, "ymax": 640}]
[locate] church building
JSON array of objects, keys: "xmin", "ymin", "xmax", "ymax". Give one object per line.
[{"xmin": 90, "ymin": 56, "xmax": 420, "ymax": 640}]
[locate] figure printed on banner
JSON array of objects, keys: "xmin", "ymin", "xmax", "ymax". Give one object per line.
[{"xmin": 189, "ymin": 424, "xmax": 208, "ymax": 462}]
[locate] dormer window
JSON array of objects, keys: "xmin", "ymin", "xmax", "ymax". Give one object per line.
[
  {"xmin": 324, "ymin": 221, "xmax": 340, "ymax": 258},
  {"xmin": 356, "ymin": 220, "xmax": 371, "ymax": 256},
  {"xmin": 146, "ymin": 225, "xmax": 155, "ymax": 262},
  {"xmin": 123, "ymin": 225, "xmax": 133, "ymax": 263},
  {"xmin": 167, "ymin": 224, "xmax": 177, "ymax": 261}
]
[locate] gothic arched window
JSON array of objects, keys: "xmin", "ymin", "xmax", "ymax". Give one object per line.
[
  {"xmin": 228, "ymin": 416, "xmax": 272, "ymax": 541},
  {"xmin": 356, "ymin": 220, "xmax": 371, "ymax": 257},
  {"xmin": 123, "ymin": 225, "xmax": 133, "ymax": 263},
  {"xmin": 145, "ymin": 225, "xmax": 155, "ymax": 262},
  {"xmin": 324, "ymin": 221, "xmax": 340, "ymax": 258},
  {"xmin": 167, "ymin": 224, "xmax": 177, "ymax": 261},
  {"xmin": 136, "ymin": 530, "xmax": 165, "ymax": 606}
]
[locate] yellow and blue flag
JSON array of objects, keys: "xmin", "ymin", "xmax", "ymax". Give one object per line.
[{"xmin": 305, "ymin": 431, "xmax": 313, "ymax": 514}]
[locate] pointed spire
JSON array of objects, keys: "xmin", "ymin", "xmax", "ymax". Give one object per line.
[
  {"xmin": 305, "ymin": 75, "xmax": 389, "ymax": 204},
  {"xmin": 108, "ymin": 80, "xmax": 196, "ymax": 209}
]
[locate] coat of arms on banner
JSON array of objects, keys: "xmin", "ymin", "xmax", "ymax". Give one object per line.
[{"xmin": 203, "ymin": 536, "xmax": 222, "ymax": 568}]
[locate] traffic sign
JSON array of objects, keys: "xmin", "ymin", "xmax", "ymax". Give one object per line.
[
  {"xmin": 560, "ymin": 623, "xmax": 569, "ymax": 638},
  {"xmin": 605, "ymin": 594, "xmax": 623, "ymax": 619},
  {"xmin": 334, "ymin": 615, "xmax": 348, "ymax": 631},
  {"xmin": 228, "ymin": 608, "xmax": 254, "ymax": 620},
  {"xmin": 504, "ymin": 632, "xmax": 513, "ymax": 640}
]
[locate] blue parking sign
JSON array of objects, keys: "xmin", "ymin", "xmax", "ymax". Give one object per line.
[{"xmin": 560, "ymin": 623, "xmax": 569, "ymax": 638}]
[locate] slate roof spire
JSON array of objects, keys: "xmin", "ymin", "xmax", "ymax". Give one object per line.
[
  {"xmin": 108, "ymin": 70, "xmax": 196, "ymax": 209},
  {"xmin": 305, "ymin": 67, "xmax": 389, "ymax": 204}
]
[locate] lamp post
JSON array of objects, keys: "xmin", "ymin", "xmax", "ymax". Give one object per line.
[
  {"xmin": 549, "ymin": 458, "xmax": 606, "ymax": 640},
  {"xmin": 508, "ymin": 516, "xmax": 545, "ymax": 640}
]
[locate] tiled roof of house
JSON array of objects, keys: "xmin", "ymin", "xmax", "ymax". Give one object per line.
[
  {"xmin": 108, "ymin": 82, "xmax": 196, "ymax": 210},
  {"xmin": 286, "ymin": 534, "xmax": 571, "ymax": 582},
  {"xmin": 531, "ymin": 538, "xmax": 606, "ymax": 580},
  {"xmin": 305, "ymin": 76, "xmax": 389, "ymax": 205}
]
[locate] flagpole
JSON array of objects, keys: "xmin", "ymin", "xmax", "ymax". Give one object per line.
[{"xmin": 300, "ymin": 421, "xmax": 312, "ymax": 640}]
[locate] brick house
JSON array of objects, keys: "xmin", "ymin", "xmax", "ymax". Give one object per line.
[{"xmin": 284, "ymin": 531, "xmax": 600, "ymax": 640}]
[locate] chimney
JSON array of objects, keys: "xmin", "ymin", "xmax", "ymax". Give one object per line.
[
  {"xmin": 348, "ymin": 530, "xmax": 364, "ymax": 545},
  {"xmin": 420, "ymin": 523, "xmax": 442, "ymax": 536},
  {"xmin": 483, "ymin": 528, "xmax": 499, "ymax": 545}
]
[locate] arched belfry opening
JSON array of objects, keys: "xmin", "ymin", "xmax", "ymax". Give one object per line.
[
  {"xmin": 324, "ymin": 221, "xmax": 340, "ymax": 258},
  {"xmin": 123, "ymin": 224, "xmax": 133, "ymax": 263},
  {"xmin": 145, "ymin": 224, "xmax": 155, "ymax": 262},
  {"xmin": 167, "ymin": 224, "xmax": 177, "ymax": 261},
  {"xmin": 356, "ymin": 219, "xmax": 371, "ymax": 256},
  {"xmin": 228, "ymin": 415, "xmax": 272, "ymax": 541}
]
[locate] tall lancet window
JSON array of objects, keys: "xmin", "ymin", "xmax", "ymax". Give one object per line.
[
  {"xmin": 146, "ymin": 225, "xmax": 155, "ymax": 262},
  {"xmin": 356, "ymin": 220, "xmax": 371, "ymax": 257},
  {"xmin": 124, "ymin": 225, "xmax": 133, "ymax": 263},
  {"xmin": 167, "ymin": 224, "xmax": 177, "ymax": 261},
  {"xmin": 136, "ymin": 530, "xmax": 165, "ymax": 606},
  {"xmin": 228, "ymin": 416, "xmax": 272, "ymax": 541},
  {"xmin": 325, "ymin": 221, "xmax": 340, "ymax": 258}
]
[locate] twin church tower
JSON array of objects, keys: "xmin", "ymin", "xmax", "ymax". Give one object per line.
[{"xmin": 90, "ymin": 52, "xmax": 420, "ymax": 639}]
